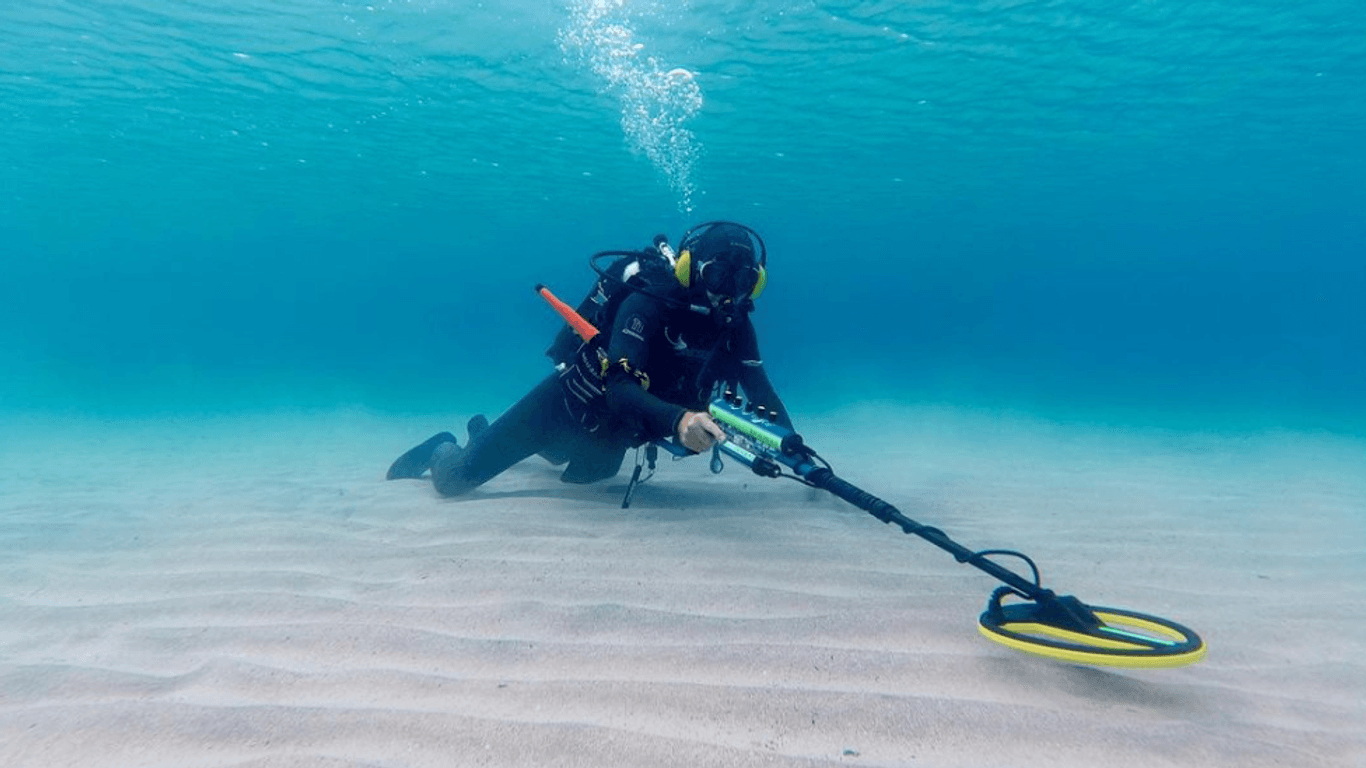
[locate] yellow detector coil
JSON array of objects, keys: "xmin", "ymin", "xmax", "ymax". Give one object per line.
[{"xmin": 978, "ymin": 600, "xmax": 1207, "ymax": 669}]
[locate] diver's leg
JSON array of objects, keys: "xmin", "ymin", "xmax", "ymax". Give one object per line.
[
  {"xmin": 430, "ymin": 375, "xmax": 564, "ymax": 497},
  {"xmin": 559, "ymin": 437, "xmax": 628, "ymax": 484},
  {"xmin": 538, "ymin": 446, "xmax": 572, "ymax": 466},
  {"xmin": 385, "ymin": 415, "xmax": 491, "ymax": 481},
  {"xmin": 560, "ymin": 450, "xmax": 627, "ymax": 484}
]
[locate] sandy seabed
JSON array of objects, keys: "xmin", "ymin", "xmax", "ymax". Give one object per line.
[{"xmin": 2, "ymin": 403, "xmax": 1363, "ymax": 768}]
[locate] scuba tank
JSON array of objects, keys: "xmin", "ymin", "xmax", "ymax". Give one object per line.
[{"xmin": 544, "ymin": 235, "xmax": 679, "ymax": 369}]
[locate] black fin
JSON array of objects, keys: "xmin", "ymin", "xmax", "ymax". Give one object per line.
[
  {"xmin": 386, "ymin": 432, "xmax": 457, "ymax": 480},
  {"xmin": 467, "ymin": 414, "xmax": 489, "ymax": 443}
]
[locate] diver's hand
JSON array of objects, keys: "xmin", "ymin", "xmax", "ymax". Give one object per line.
[{"xmin": 677, "ymin": 411, "xmax": 726, "ymax": 453}]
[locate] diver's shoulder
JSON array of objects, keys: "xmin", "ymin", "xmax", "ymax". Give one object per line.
[{"xmin": 621, "ymin": 280, "xmax": 684, "ymax": 312}]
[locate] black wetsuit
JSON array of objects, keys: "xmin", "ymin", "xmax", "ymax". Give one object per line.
[{"xmin": 398, "ymin": 281, "xmax": 789, "ymax": 497}]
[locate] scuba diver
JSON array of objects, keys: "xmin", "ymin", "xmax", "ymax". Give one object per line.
[
  {"xmin": 385, "ymin": 221, "xmax": 793, "ymax": 498},
  {"xmin": 385, "ymin": 223, "xmax": 1214, "ymax": 671}
]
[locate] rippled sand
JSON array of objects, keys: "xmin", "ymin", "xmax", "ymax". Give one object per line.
[{"xmin": 2, "ymin": 406, "xmax": 1362, "ymax": 767}]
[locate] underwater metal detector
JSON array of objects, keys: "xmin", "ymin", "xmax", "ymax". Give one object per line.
[
  {"xmin": 536, "ymin": 282, "xmax": 1207, "ymax": 669},
  {"xmin": 665, "ymin": 394, "xmax": 1208, "ymax": 669}
]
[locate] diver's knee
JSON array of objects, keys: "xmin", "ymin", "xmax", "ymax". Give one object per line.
[
  {"xmin": 432, "ymin": 469, "xmax": 476, "ymax": 497},
  {"xmin": 559, "ymin": 450, "xmax": 626, "ymax": 484},
  {"xmin": 539, "ymin": 448, "xmax": 570, "ymax": 466},
  {"xmin": 430, "ymin": 443, "xmax": 474, "ymax": 497},
  {"xmin": 432, "ymin": 473, "xmax": 467, "ymax": 497}
]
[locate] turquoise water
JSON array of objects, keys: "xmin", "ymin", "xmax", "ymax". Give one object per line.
[{"xmin": 2, "ymin": 0, "xmax": 1363, "ymax": 429}]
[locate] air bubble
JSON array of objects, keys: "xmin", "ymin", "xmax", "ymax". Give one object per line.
[{"xmin": 560, "ymin": 0, "xmax": 703, "ymax": 212}]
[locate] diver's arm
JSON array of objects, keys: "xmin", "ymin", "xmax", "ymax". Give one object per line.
[
  {"xmin": 733, "ymin": 319, "xmax": 794, "ymax": 429},
  {"xmin": 602, "ymin": 293, "xmax": 688, "ymax": 441},
  {"xmin": 737, "ymin": 368, "xmax": 792, "ymax": 429},
  {"xmin": 607, "ymin": 374, "xmax": 720, "ymax": 451},
  {"xmin": 603, "ymin": 370, "xmax": 685, "ymax": 441}
]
